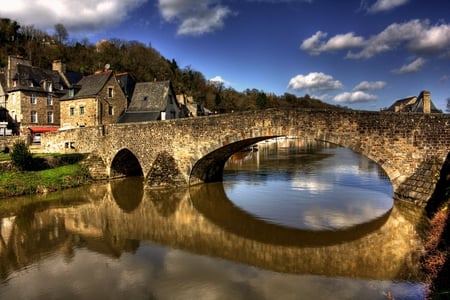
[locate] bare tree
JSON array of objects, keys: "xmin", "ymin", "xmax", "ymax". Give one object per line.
[{"xmin": 54, "ymin": 23, "xmax": 68, "ymax": 43}]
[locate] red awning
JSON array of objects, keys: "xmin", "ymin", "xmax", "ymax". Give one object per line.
[{"xmin": 28, "ymin": 126, "xmax": 59, "ymax": 133}]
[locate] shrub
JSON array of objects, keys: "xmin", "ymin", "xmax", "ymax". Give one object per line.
[{"xmin": 11, "ymin": 140, "xmax": 33, "ymax": 171}]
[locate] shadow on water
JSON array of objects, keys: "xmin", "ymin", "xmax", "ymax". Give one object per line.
[{"xmin": 189, "ymin": 182, "xmax": 392, "ymax": 247}]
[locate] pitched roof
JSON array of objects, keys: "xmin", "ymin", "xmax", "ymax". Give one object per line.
[
  {"xmin": 69, "ymin": 71, "xmax": 113, "ymax": 99},
  {"xmin": 10, "ymin": 64, "xmax": 67, "ymax": 92},
  {"xmin": 128, "ymin": 81, "xmax": 171, "ymax": 112},
  {"xmin": 117, "ymin": 111, "xmax": 160, "ymax": 123}
]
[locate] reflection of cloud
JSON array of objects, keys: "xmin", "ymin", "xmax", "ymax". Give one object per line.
[
  {"xmin": 291, "ymin": 179, "xmax": 332, "ymax": 191},
  {"xmin": 302, "ymin": 189, "xmax": 392, "ymax": 230}
]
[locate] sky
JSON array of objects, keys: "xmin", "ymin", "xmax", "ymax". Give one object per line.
[{"xmin": 1, "ymin": 0, "xmax": 450, "ymax": 111}]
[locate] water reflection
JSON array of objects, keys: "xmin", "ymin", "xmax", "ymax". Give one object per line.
[
  {"xmin": 223, "ymin": 139, "xmax": 394, "ymax": 230},
  {"xmin": 189, "ymin": 183, "xmax": 392, "ymax": 247},
  {"xmin": 0, "ymin": 143, "xmax": 428, "ymax": 299}
]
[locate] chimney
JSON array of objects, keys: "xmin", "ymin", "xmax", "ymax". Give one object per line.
[
  {"xmin": 7, "ymin": 55, "xmax": 32, "ymax": 88},
  {"xmin": 421, "ymin": 90, "xmax": 431, "ymax": 114},
  {"xmin": 52, "ymin": 59, "xmax": 66, "ymax": 73}
]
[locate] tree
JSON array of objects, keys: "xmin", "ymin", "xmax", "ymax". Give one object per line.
[
  {"xmin": 54, "ymin": 23, "xmax": 68, "ymax": 43},
  {"xmin": 256, "ymin": 92, "xmax": 268, "ymax": 109},
  {"xmin": 11, "ymin": 140, "xmax": 33, "ymax": 171}
]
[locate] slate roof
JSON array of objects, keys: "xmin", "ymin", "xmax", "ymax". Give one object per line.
[
  {"xmin": 61, "ymin": 71, "xmax": 113, "ymax": 100},
  {"xmin": 386, "ymin": 91, "xmax": 441, "ymax": 113},
  {"xmin": 117, "ymin": 111, "xmax": 160, "ymax": 123},
  {"xmin": 10, "ymin": 64, "xmax": 67, "ymax": 93},
  {"xmin": 128, "ymin": 81, "xmax": 171, "ymax": 112},
  {"xmin": 117, "ymin": 81, "xmax": 177, "ymax": 123}
]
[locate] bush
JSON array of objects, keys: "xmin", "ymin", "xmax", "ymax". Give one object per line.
[{"xmin": 11, "ymin": 140, "xmax": 33, "ymax": 171}]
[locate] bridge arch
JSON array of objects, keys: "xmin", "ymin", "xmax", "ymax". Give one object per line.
[
  {"xmin": 189, "ymin": 136, "xmax": 279, "ymax": 185},
  {"xmin": 110, "ymin": 148, "xmax": 143, "ymax": 178}
]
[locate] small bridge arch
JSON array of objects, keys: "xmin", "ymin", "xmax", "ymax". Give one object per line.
[{"xmin": 110, "ymin": 148, "xmax": 143, "ymax": 178}]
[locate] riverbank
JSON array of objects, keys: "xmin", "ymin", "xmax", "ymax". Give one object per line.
[{"xmin": 0, "ymin": 154, "xmax": 92, "ymax": 200}]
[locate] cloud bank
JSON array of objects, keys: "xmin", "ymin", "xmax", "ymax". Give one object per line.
[
  {"xmin": 301, "ymin": 19, "xmax": 450, "ymax": 59},
  {"xmin": 0, "ymin": 0, "xmax": 147, "ymax": 32}
]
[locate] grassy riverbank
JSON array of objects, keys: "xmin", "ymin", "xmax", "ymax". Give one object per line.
[{"xmin": 0, "ymin": 153, "xmax": 92, "ymax": 199}]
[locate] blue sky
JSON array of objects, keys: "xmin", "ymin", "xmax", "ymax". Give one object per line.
[{"xmin": 1, "ymin": 0, "xmax": 450, "ymax": 111}]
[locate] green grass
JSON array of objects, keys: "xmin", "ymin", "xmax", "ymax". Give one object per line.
[{"xmin": 0, "ymin": 163, "xmax": 90, "ymax": 199}]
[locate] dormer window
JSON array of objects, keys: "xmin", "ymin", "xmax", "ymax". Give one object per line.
[
  {"xmin": 69, "ymin": 88, "xmax": 74, "ymax": 97},
  {"xmin": 12, "ymin": 80, "xmax": 17, "ymax": 87},
  {"xmin": 29, "ymin": 81, "xmax": 34, "ymax": 87}
]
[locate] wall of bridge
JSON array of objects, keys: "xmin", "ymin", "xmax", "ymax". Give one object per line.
[{"xmin": 42, "ymin": 109, "xmax": 450, "ymax": 205}]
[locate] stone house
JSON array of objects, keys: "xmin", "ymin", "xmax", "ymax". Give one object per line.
[
  {"xmin": 385, "ymin": 90, "xmax": 441, "ymax": 113},
  {"xmin": 1, "ymin": 56, "xmax": 71, "ymax": 139},
  {"xmin": 60, "ymin": 71, "xmax": 127, "ymax": 127},
  {"xmin": 117, "ymin": 80, "xmax": 186, "ymax": 123}
]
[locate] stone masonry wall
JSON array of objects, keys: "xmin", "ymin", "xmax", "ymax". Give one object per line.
[{"xmin": 41, "ymin": 109, "xmax": 450, "ymax": 205}]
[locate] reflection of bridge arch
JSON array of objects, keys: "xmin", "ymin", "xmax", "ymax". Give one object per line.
[{"xmin": 189, "ymin": 183, "xmax": 392, "ymax": 247}]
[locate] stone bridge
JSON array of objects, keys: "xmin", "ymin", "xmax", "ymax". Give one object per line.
[{"xmin": 42, "ymin": 109, "xmax": 450, "ymax": 204}]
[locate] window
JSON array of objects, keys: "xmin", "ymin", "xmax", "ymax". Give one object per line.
[
  {"xmin": 69, "ymin": 107, "xmax": 75, "ymax": 116},
  {"xmin": 30, "ymin": 94, "xmax": 36, "ymax": 104},
  {"xmin": 108, "ymin": 87, "xmax": 113, "ymax": 98},
  {"xmin": 31, "ymin": 111, "xmax": 38, "ymax": 123},
  {"xmin": 47, "ymin": 94, "xmax": 53, "ymax": 106},
  {"xmin": 108, "ymin": 105, "xmax": 113, "ymax": 115},
  {"xmin": 79, "ymin": 106, "xmax": 85, "ymax": 115},
  {"xmin": 143, "ymin": 96, "xmax": 148, "ymax": 101},
  {"xmin": 47, "ymin": 111, "xmax": 53, "ymax": 124}
]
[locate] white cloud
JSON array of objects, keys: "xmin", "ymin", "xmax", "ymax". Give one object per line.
[
  {"xmin": 392, "ymin": 57, "xmax": 426, "ymax": 74},
  {"xmin": 347, "ymin": 19, "xmax": 450, "ymax": 59},
  {"xmin": 366, "ymin": 0, "xmax": 409, "ymax": 13},
  {"xmin": 0, "ymin": 0, "xmax": 147, "ymax": 33},
  {"xmin": 300, "ymin": 31, "xmax": 364, "ymax": 55},
  {"xmin": 302, "ymin": 19, "xmax": 450, "ymax": 60},
  {"xmin": 158, "ymin": 0, "xmax": 233, "ymax": 36},
  {"xmin": 209, "ymin": 75, "xmax": 231, "ymax": 86},
  {"xmin": 288, "ymin": 72, "xmax": 343, "ymax": 92},
  {"xmin": 353, "ymin": 81, "xmax": 386, "ymax": 91},
  {"xmin": 333, "ymin": 91, "xmax": 377, "ymax": 103}
]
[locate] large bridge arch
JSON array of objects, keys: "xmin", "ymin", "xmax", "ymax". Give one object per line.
[{"xmin": 189, "ymin": 136, "xmax": 280, "ymax": 185}]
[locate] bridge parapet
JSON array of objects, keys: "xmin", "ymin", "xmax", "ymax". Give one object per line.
[{"xmin": 42, "ymin": 109, "xmax": 450, "ymax": 205}]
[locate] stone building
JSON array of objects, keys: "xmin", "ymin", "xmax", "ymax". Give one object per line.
[
  {"xmin": 385, "ymin": 90, "xmax": 441, "ymax": 113},
  {"xmin": 0, "ymin": 56, "xmax": 72, "ymax": 140},
  {"xmin": 117, "ymin": 80, "xmax": 185, "ymax": 123},
  {"xmin": 60, "ymin": 71, "xmax": 127, "ymax": 128}
]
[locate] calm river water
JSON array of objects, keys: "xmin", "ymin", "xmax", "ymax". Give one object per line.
[{"xmin": 0, "ymin": 138, "xmax": 428, "ymax": 299}]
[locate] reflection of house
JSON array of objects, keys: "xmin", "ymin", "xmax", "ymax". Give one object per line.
[
  {"xmin": 60, "ymin": 71, "xmax": 127, "ymax": 127},
  {"xmin": 1, "ymin": 56, "xmax": 71, "ymax": 137},
  {"xmin": 385, "ymin": 90, "xmax": 441, "ymax": 113},
  {"xmin": 117, "ymin": 80, "xmax": 185, "ymax": 123}
]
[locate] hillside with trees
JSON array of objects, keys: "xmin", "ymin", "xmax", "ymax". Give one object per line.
[{"xmin": 0, "ymin": 18, "xmax": 344, "ymax": 113}]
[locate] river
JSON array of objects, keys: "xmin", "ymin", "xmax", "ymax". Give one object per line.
[{"xmin": 0, "ymin": 138, "xmax": 428, "ymax": 299}]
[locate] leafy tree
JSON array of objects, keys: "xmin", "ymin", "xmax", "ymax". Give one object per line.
[
  {"xmin": 256, "ymin": 92, "xmax": 268, "ymax": 109},
  {"xmin": 11, "ymin": 140, "xmax": 33, "ymax": 171}
]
